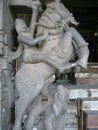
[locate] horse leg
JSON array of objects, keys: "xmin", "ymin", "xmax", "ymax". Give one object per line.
[
  {"xmin": 28, "ymin": 76, "xmax": 54, "ymax": 130},
  {"xmin": 25, "ymin": 94, "xmax": 53, "ymax": 130},
  {"xmin": 13, "ymin": 76, "xmax": 45, "ymax": 130},
  {"xmin": 25, "ymin": 98, "xmax": 42, "ymax": 130},
  {"xmin": 13, "ymin": 96, "xmax": 31, "ymax": 130}
]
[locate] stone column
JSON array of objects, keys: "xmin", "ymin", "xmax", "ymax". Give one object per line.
[
  {"xmin": 0, "ymin": 0, "xmax": 5, "ymax": 56},
  {"xmin": 0, "ymin": 0, "xmax": 14, "ymax": 130},
  {"xmin": 0, "ymin": 0, "xmax": 3, "ymax": 30},
  {"xmin": 0, "ymin": 1, "xmax": 4, "ymax": 129}
]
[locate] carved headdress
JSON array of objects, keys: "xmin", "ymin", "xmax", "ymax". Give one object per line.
[{"xmin": 47, "ymin": 1, "xmax": 78, "ymax": 26}]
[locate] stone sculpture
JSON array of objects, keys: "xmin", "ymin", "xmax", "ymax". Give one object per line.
[
  {"xmin": 44, "ymin": 85, "xmax": 69, "ymax": 130},
  {"xmin": 10, "ymin": 0, "xmax": 89, "ymax": 130}
]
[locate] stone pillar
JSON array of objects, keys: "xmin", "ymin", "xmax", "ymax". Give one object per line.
[
  {"xmin": 0, "ymin": 0, "xmax": 3, "ymax": 30},
  {"xmin": 0, "ymin": 0, "xmax": 14, "ymax": 130},
  {"xmin": 0, "ymin": 1, "xmax": 4, "ymax": 129},
  {"xmin": 0, "ymin": 0, "xmax": 5, "ymax": 56}
]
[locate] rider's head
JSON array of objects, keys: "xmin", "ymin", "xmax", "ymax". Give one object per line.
[{"xmin": 15, "ymin": 19, "xmax": 28, "ymax": 34}]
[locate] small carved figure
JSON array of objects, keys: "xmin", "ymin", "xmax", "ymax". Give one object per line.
[
  {"xmin": 11, "ymin": 0, "xmax": 89, "ymax": 130},
  {"xmin": 44, "ymin": 85, "xmax": 69, "ymax": 130}
]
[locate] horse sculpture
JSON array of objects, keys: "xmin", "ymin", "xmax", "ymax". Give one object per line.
[{"xmin": 10, "ymin": 0, "xmax": 89, "ymax": 130}]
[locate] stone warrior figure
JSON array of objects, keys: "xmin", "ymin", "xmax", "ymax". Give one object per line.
[{"xmin": 10, "ymin": 0, "xmax": 89, "ymax": 130}]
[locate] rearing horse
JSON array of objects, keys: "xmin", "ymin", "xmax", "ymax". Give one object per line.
[{"xmin": 11, "ymin": 1, "xmax": 89, "ymax": 130}]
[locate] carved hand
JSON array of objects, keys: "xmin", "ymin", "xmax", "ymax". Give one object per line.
[
  {"xmin": 17, "ymin": 29, "xmax": 48, "ymax": 46},
  {"xmin": 59, "ymin": 62, "xmax": 78, "ymax": 73}
]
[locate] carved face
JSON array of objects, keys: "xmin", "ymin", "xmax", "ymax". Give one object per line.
[
  {"xmin": 38, "ymin": 2, "xmax": 78, "ymax": 30},
  {"xmin": 15, "ymin": 19, "xmax": 28, "ymax": 34},
  {"xmin": 56, "ymin": 85, "xmax": 69, "ymax": 102},
  {"xmin": 47, "ymin": 2, "xmax": 78, "ymax": 26}
]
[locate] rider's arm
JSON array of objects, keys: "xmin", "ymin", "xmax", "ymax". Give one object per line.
[
  {"xmin": 18, "ymin": 29, "xmax": 48, "ymax": 46},
  {"xmin": 69, "ymin": 27, "xmax": 89, "ymax": 69}
]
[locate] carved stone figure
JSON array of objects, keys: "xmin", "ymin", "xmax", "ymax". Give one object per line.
[
  {"xmin": 44, "ymin": 85, "xmax": 69, "ymax": 130},
  {"xmin": 10, "ymin": 0, "xmax": 89, "ymax": 130}
]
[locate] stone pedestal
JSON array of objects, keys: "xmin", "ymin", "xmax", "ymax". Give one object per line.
[{"xmin": 70, "ymin": 63, "xmax": 98, "ymax": 85}]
